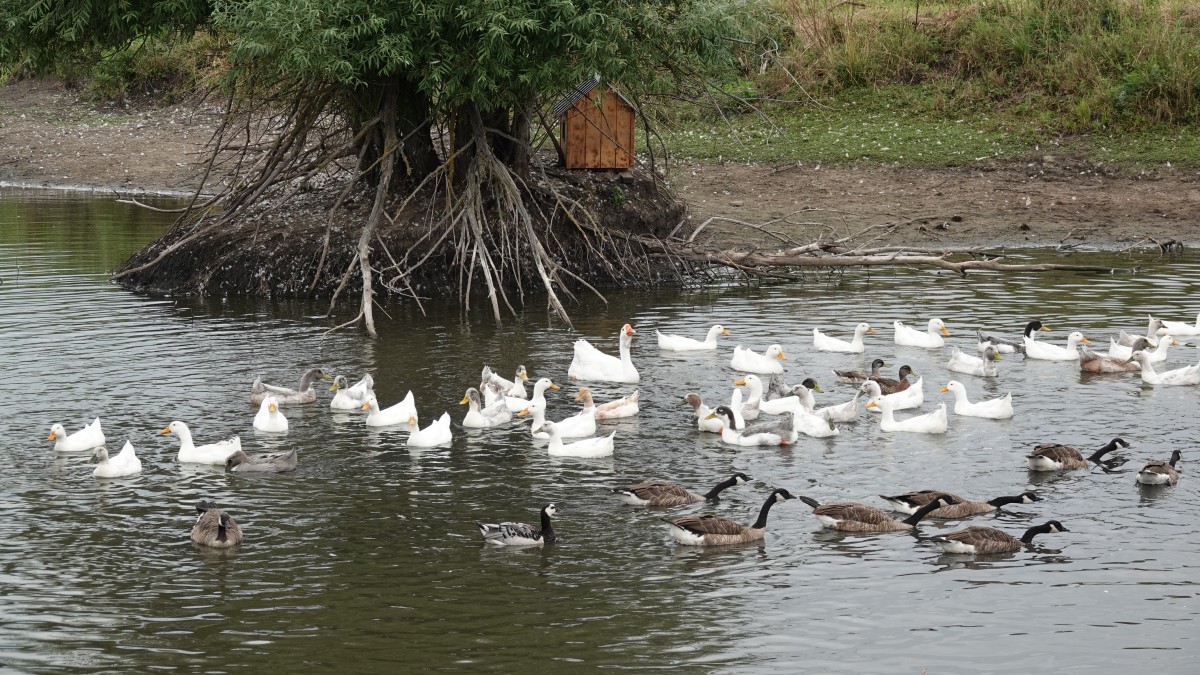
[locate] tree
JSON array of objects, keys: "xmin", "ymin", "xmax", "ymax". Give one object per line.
[{"xmin": 2, "ymin": 0, "xmax": 768, "ymax": 335}]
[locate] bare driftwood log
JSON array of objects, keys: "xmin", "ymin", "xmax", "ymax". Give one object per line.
[{"xmin": 634, "ymin": 221, "xmax": 1137, "ymax": 277}]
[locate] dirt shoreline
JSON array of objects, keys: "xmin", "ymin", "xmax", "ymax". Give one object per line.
[{"xmin": 3, "ymin": 77, "xmax": 1197, "ymax": 251}]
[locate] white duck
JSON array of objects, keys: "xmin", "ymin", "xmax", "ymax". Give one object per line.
[
  {"xmin": 460, "ymin": 387, "xmax": 512, "ymax": 428},
  {"xmin": 811, "ymin": 389, "xmax": 861, "ymax": 424},
  {"xmin": 707, "ymin": 406, "xmax": 795, "ymax": 446},
  {"xmin": 866, "ymin": 397, "xmax": 948, "ymax": 434},
  {"xmin": 759, "ymin": 380, "xmax": 836, "ymax": 418},
  {"xmin": 92, "ymin": 441, "xmax": 142, "ymax": 478},
  {"xmin": 733, "ymin": 374, "xmax": 765, "ymax": 420},
  {"xmin": 777, "ymin": 399, "xmax": 840, "ymax": 438},
  {"xmin": 656, "ymin": 324, "xmax": 730, "ymax": 351},
  {"xmin": 536, "ymin": 421, "xmax": 616, "ymax": 458},
  {"xmin": 253, "ymin": 396, "xmax": 289, "ymax": 432},
  {"xmin": 362, "ymin": 392, "xmax": 418, "ymax": 428},
  {"xmin": 948, "ymin": 345, "xmax": 1001, "ymax": 377},
  {"xmin": 684, "ymin": 393, "xmax": 723, "ymax": 433},
  {"xmin": 160, "ymin": 420, "xmax": 241, "ymax": 464},
  {"xmin": 1130, "ymin": 351, "xmax": 1200, "ymax": 386},
  {"xmin": 813, "ymin": 323, "xmax": 874, "ymax": 353},
  {"xmin": 1157, "ymin": 312, "xmax": 1200, "ymax": 337},
  {"xmin": 576, "ymin": 386, "xmax": 638, "ymax": 419},
  {"xmin": 568, "ymin": 323, "xmax": 639, "ymax": 383},
  {"xmin": 1108, "ymin": 335, "xmax": 1176, "ymax": 363},
  {"xmin": 47, "ymin": 417, "xmax": 105, "ymax": 453},
  {"xmin": 522, "ymin": 405, "xmax": 596, "ymax": 440},
  {"xmin": 407, "ymin": 412, "xmax": 453, "ymax": 447},
  {"xmin": 329, "ymin": 374, "xmax": 375, "ymax": 411},
  {"xmin": 730, "ymin": 344, "xmax": 787, "ymax": 374},
  {"xmin": 894, "ymin": 318, "xmax": 950, "ymax": 349},
  {"xmin": 1023, "ymin": 331, "xmax": 1090, "ymax": 361},
  {"xmin": 501, "ymin": 376, "xmax": 556, "ymax": 413},
  {"xmin": 513, "ymin": 378, "xmax": 560, "ymax": 414},
  {"xmin": 483, "ymin": 365, "xmax": 529, "ymax": 399},
  {"xmin": 938, "ymin": 380, "xmax": 1014, "ymax": 419},
  {"xmin": 860, "ymin": 379, "xmax": 923, "ymax": 412}
]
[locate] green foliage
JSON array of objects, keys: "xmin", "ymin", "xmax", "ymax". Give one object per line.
[
  {"xmin": 0, "ymin": 0, "xmax": 211, "ymax": 74},
  {"xmin": 208, "ymin": 0, "xmax": 765, "ymax": 118}
]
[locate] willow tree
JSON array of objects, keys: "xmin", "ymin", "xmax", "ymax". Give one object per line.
[{"xmin": 2, "ymin": 0, "xmax": 765, "ymax": 334}]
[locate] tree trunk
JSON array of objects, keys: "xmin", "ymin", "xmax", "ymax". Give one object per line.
[{"xmin": 510, "ymin": 96, "xmax": 534, "ymax": 183}]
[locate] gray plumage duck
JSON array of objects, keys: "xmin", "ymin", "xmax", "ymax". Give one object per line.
[
  {"xmin": 225, "ymin": 449, "xmax": 298, "ymax": 473},
  {"xmin": 250, "ymin": 368, "xmax": 332, "ymax": 405}
]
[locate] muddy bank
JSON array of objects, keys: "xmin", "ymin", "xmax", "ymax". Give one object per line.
[{"xmin": 3, "ymin": 77, "xmax": 1197, "ymax": 257}]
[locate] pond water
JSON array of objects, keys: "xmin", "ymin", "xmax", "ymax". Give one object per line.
[{"xmin": 1, "ymin": 187, "xmax": 1198, "ymax": 673}]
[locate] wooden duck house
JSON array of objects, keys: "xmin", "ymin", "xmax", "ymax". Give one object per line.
[{"xmin": 552, "ymin": 78, "xmax": 635, "ymax": 170}]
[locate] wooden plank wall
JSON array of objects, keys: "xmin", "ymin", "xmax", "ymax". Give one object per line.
[{"xmin": 563, "ymin": 89, "xmax": 634, "ymax": 169}]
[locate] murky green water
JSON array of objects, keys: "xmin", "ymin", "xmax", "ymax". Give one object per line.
[{"xmin": 1, "ymin": 187, "xmax": 1198, "ymax": 673}]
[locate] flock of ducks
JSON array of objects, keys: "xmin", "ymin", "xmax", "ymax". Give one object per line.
[{"xmin": 47, "ymin": 311, "xmax": 1196, "ymax": 551}]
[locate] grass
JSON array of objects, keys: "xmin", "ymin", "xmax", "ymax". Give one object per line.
[{"xmin": 661, "ymin": 0, "xmax": 1200, "ymax": 170}]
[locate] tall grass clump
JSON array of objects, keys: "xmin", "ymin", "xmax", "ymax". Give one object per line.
[
  {"xmin": 770, "ymin": 0, "xmax": 1200, "ymax": 130},
  {"xmin": 57, "ymin": 31, "xmax": 224, "ymax": 105}
]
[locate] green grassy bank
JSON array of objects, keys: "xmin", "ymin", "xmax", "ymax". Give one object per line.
[{"xmin": 663, "ymin": 0, "xmax": 1200, "ymax": 169}]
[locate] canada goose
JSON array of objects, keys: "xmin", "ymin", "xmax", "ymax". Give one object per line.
[
  {"xmin": 879, "ymin": 490, "xmax": 1039, "ymax": 518},
  {"xmin": 798, "ymin": 494, "xmax": 958, "ymax": 532},
  {"xmin": 977, "ymin": 320, "xmax": 1050, "ymax": 354},
  {"xmin": 191, "ymin": 500, "xmax": 244, "ymax": 548},
  {"xmin": 1135, "ymin": 449, "xmax": 1182, "ymax": 485},
  {"xmin": 931, "ymin": 521, "xmax": 1069, "ymax": 554},
  {"xmin": 871, "ymin": 365, "xmax": 916, "ymax": 394},
  {"xmin": 665, "ymin": 488, "xmax": 796, "ymax": 545},
  {"xmin": 475, "ymin": 504, "xmax": 557, "ymax": 546},
  {"xmin": 250, "ymin": 368, "xmax": 331, "ymax": 405},
  {"xmin": 834, "ymin": 358, "xmax": 886, "ymax": 384},
  {"xmin": 1026, "ymin": 438, "xmax": 1130, "ymax": 471},
  {"xmin": 613, "ymin": 473, "xmax": 751, "ymax": 507},
  {"xmin": 225, "ymin": 448, "xmax": 298, "ymax": 473}
]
